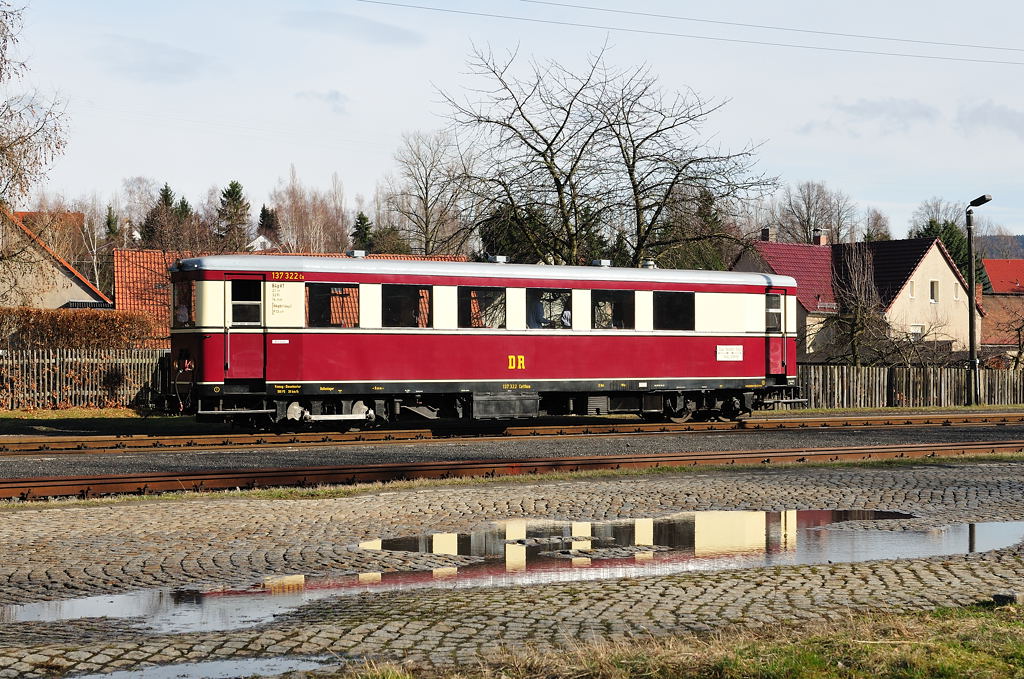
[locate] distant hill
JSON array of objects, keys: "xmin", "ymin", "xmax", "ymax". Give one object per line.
[{"xmin": 976, "ymin": 234, "xmax": 1024, "ymax": 259}]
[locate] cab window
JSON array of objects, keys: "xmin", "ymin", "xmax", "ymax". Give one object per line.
[{"xmin": 172, "ymin": 280, "xmax": 194, "ymax": 328}]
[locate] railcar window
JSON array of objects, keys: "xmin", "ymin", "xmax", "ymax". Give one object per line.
[
  {"xmin": 766, "ymin": 293, "xmax": 783, "ymax": 333},
  {"xmin": 653, "ymin": 291, "xmax": 695, "ymax": 330},
  {"xmin": 172, "ymin": 280, "xmax": 194, "ymax": 328},
  {"xmin": 526, "ymin": 288, "xmax": 571, "ymax": 329},
  {"xmin": 306, "ymin": 283, "xmax": 359, "ymax": 328},
  {"xmin": 230, "ymin": 280, "xmax": 262, "ymax": 325},
  {"xmin": 458, "ymin": 287, "xmax": 506, "ymax": 328},
  {"xmin": 591, "ymin": 290, "xmax": 635, "ymax": 330},
  {"xmin": 382, "ymin": 284, "xmax": 432, "ymax": 328}
]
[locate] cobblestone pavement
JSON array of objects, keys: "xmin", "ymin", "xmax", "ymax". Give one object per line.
[{"xmin": 2, "ymin": 461, "xmax": 1024, "ymax": 677}]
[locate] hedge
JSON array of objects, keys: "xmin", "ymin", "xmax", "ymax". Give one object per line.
[{"xmin": 0, "ymin": 307, "xmax": 156, "ymax": 349}]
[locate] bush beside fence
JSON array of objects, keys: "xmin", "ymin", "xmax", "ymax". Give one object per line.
[{"xmin": 0, "ymin": 349, "xmax": 167, "ymax": 410}]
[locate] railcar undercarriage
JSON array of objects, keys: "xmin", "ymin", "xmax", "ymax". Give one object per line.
[{"xmin": 190, "ymin": 385, "xmax": 802, "ymax": 429}]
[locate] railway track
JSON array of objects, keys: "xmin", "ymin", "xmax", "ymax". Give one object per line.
[
  {"xmin": 2, "ymin": 411, "xmax": 1024, "ymax": 458},
  {"xmin": 3, "ymin": 438, "xmax": 1024, "ymax": 501}
]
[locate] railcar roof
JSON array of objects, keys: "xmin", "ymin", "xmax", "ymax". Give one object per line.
[{"xmin": 173, "ymin": 255, "xmax": 796, "ymax": 288}]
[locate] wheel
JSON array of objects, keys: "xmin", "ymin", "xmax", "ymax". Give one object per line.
[{"xmin": 669, "ymin": 411, "xmax": 694, "ymax": 424}]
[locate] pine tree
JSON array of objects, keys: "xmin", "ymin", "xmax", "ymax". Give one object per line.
[
  {"xmin": 104, "ymin": 205, "xmax": 119, "ymax": 238},
  {"xmin": 257, "ymin": 204, "xmax": 279, "ymax": 244},
  {"xmin": 139, "ymin": 183, "xmax": 176, "ymax": 247},
  {"xmin": 351, "ymin": 211, "xmax": 372, "ymax": 251},
  {"xmin": 217, "ymin": 180, "xmax": 250, "ymax": 251},
  {"xmin": 911, "ymin": 219, "xmax": 991, "ymax": 292}
]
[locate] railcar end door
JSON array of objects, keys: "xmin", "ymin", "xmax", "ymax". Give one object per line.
[
  {"xmin": 224, "ymin": 274, "xmax": 266, "ymax": 380},
  {"xmin": 765, "ymin": 289, "xmax": 787, "ymax": 378}
]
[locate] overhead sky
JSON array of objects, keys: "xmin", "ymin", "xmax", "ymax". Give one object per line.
[{"xmin": 19, "ymin": 0, "xmax": 1024, "ymax": 237}]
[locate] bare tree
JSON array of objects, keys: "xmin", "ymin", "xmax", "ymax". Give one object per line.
[
  {"xmin": 910, "ymin": 197, "xmax": 963, "ymax": 231},
  {"xmin": 269, "ymin": 166, "xmax": 349, "ymax": 253},
  {"xmin": 443, "ymin": 44, "xmax": 768, "ymax": 265},
  {"xmin": 385, "ymin": 130, "xmax": 473, "ymax": 255},
  {"xmin": 861, "ymin": 207, "xmax": 891, "ymax": 242},
  {"xmin": 0, "ymin": 3, "xmax": 66, "ymax": 205},
  {"xmin": 774, "ymin": 181, "xmax": 857, "ymax": 244}
]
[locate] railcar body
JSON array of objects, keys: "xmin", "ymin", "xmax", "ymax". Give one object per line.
[{"xmin": 168, "ymin": 256, "xmax": 798, "ymax": 425}]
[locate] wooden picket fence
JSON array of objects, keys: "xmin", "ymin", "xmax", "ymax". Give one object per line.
[
  {"xmin": 0, "ymin": 349, "xmax": 168, "ymax": 410},
  {"xmin": 797, "ymin": 364, "xmax": 1024, "ymax": 409},
  {"xmin": 2, "ymin": 349, "xmax": 1024, "ymax": 412}
]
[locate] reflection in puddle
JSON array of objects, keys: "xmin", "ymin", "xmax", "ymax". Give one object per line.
[
  {"xmin": 73, "ymin": 656, "xmax": 330, "ymax": 679},
  {"xmin": 5, "ymin": 510, "xmax": 1024, "ymax": 636}
]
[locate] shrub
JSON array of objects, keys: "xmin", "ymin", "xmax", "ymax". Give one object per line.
[{"xmin": 0, "ymin": 307, "xmax": 155, "ymax": 349}]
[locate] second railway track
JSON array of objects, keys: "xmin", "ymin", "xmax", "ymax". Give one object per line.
[
  {"xmin": 2, "ymin": 411, "xmax": 1024, "ymax": 458},
  {"xmin": 3, "ymin": 437, "xmax": 1024, "ymax": 501}
]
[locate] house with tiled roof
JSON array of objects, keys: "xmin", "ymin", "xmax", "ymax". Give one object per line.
[
  {"xmin": 733, "ymin": 231, "xmax": 980, "ymax": 360},
  {"xmin": 980, "ymin": 259, "xmax": 1024, "ymax": 366},
  {"xmin": 0, "ymin": 208, "xmax": 111, "ymax": 309},
  {"xmin": 114, "ymin": 249, "xmax": 468, "ymax": 346}
]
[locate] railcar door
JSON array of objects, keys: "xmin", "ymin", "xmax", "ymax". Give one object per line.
[
  {"xmin": 224, "ymin": 274, "xmax": 266, "ymax": 380},
  {"xmin": 765, "ymin": 288, "xmax": 787, "ymax": 378}
]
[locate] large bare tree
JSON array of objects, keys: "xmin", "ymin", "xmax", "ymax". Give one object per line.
[
  {"xmin": 0, "ymin": 3, "xmax": 66, "ymax": 206},
  {"xmin": 443, "ymin": 45, "xmax": 769, "ymax": 265},
  {"xmin": 385, "ymin": 130, "xmax": 473, "ymax": 255},
  {"xmin": 269, "ymin": 166, "xmax": 349, "ymax": 253},
  {"xmin": 773, "ymin": 181, "xmax": 858, "ymax": 244}
]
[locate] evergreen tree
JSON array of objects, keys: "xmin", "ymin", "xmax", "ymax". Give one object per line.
[
  {"xmin": 369, "ymin": 226, "xmax": 412, "ymax": 255},
  {"xmin": 139, "ymin": 183, "xmax": 176, "ymax": 247},
  {"xmin": 350, "ymin": 211, "xmax": 372, "ymax": 251},
  {"xmin": 257, "ymin": 204, "xmax": 279, "ymax": 244},
  {"xmin": 104, "ymin": 205, "xmax": 119, "ymax": 238},
  {"xmin": 174, "ymin": 197, "xmax": 192, "ymax": 221},
  {"xmin": 217, "ymin": 180, "xmax": 250, "ymax": 250},
  {"xmin": 911, "ymin": 219, "xmax": 991, "ymax": 292}
]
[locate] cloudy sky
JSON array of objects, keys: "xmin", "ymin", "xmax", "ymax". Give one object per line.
[{"xmin": 19, "ymin": 0, "xmax": 1024, "ymax": 237}]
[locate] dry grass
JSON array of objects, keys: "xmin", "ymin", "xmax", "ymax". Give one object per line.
[{"xmin": 331, "ymin": 604, "xmax": 1024, "ymax": 679}]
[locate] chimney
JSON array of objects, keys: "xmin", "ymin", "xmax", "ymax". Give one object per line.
[
  {"xmin": 760, "ymin": 226, "xmax": 772, "ymax": 242},
  {"xmin": 811, "ymin": 227, "xmax": 827, "ymax": 246}
]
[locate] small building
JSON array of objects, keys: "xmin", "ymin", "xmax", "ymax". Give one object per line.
[
  {"xmin": 0, "ymin": 208, "xmax": 111, "ymax": 309},
  {"xmin": 733, "ymin": 232, "xmax": 979, "ymax": 361}
]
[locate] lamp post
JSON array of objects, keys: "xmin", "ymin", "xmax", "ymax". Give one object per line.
[{"xmin": 966, "ymin": 194, "xmax": 992, "ymax": 406}]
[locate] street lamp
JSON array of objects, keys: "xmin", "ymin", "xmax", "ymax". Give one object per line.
[{"xmin": 966, "ymin": 194, "xmax": 992, "ymax": 406}]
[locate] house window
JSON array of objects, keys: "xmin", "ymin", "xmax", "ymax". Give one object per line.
[
  {"xmin": 172, "ymin": 280, "xmax": 194, "ymax": 328},
  {"xmin": 526, "ymin": 288, "xmax": 571, "ymax": 329},
  {"xmin": 591, "ymin": 290, "xmax": 635, "ymax": 330},
  {"xmin": 909, "ymin": 324, "xmax": 924, "ymax": 341},
  {"xmin": 306, "ymin": 283, "xmax": 359, "ymax": 328},
  {"xmin": 382, "ymin": 284, "xmax": 431, "ymax": 328},
  {"xmin": 766, "ymin": 293, "xmax": 783, "ymax": 332},
  {"xmin": 458, "ymin": 287, "xmax": 506, "ymax": 328},
  {"xmin": 908, "ymin": 280, "xmax": 915, "ymax": 298},
  {"xmin": 653, "ymin": 291, "xmax": 695, "ymax": 331},
  {"xmin": 929, "ymin": 280, "xmax": 939, "ymax": 303},
  {"xmin": 230, "ymin": 280, "xmax": 262, "ymax": 326}
]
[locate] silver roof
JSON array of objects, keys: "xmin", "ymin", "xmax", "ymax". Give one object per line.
[{"xmin": 173, "ymin": 255, "xmax": 796, "ymax": 288}]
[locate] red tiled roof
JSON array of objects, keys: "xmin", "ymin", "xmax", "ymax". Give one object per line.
[
  {"xmin": 3, "ymin": 208, "xmax": 111, "ymax": 305},
  {"xmin": 114, "ymin": 249, "xmax": 469, "ymax": 344},
  {"xmin": 983, "ymin": 259, "xmax": 1024, "ymax": 294},
  {"xmin": 751, "ymin": 242, "xmax": 836, "ymax": 314}
]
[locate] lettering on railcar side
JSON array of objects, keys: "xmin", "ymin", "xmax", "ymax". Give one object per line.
[{"xmin": 506, "ymin": 354, "xmax": 526, "ymax": 370}]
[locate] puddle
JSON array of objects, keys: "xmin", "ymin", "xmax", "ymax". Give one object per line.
[
  {"xmin": 5, "ymin": 510, "xmax": 1024, "ymax": 636},
  {"xmin": 73, "ymin": 655, "xmax": 331, "ymax": 678}
]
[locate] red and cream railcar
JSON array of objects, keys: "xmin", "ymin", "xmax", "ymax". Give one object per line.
[{"xmin": 168, "ymin": 255, "xmax": 798, "ymax": 425}]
